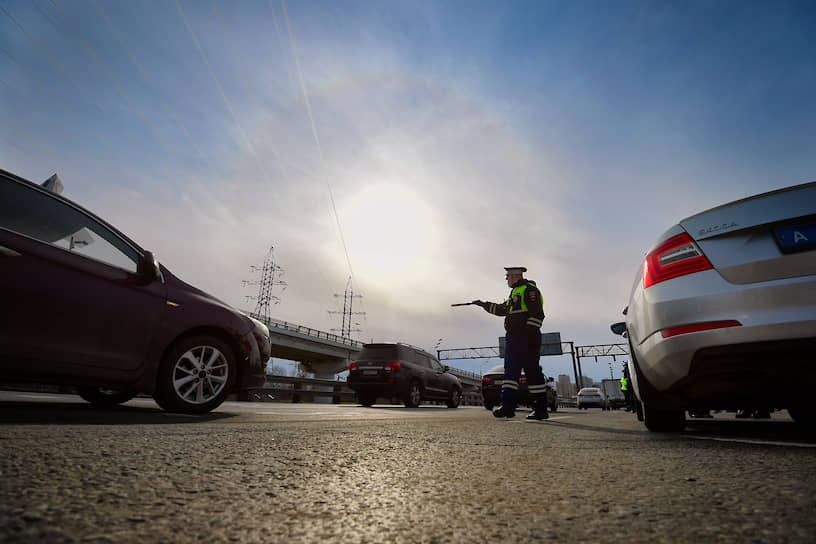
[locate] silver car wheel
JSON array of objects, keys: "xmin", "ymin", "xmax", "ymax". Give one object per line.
[
  {"xmin": 403, "ymin": 381, "xmax": 422, "ymax": 408},
  {"xmin": 172, "ymin": 345, "xmax": 230, "ymax": 405},
  {"xmin": 410, "ymin": 384, "xmax": 422, "ymax": 405}
]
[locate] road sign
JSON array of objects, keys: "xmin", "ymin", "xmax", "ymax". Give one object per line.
[{"xmin": 499, "ymin": 332, "xmax": 562, "ymax": 357}]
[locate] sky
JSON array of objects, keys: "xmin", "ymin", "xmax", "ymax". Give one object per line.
[{"xmin": 2, "ymin": 0, "xmax": 816, "ymax": 382}]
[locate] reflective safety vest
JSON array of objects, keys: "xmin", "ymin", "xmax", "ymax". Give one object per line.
[
  {"xmin": 507, "ymin": 284, "xmax": 530, "ymax": 312},
  {"xmin": 483, "ymin": 279, "xmax": 544, "ymax": 334},
  {"xmin": 620, "ymin": 377, "xmax": 629, "ymax": 391}
]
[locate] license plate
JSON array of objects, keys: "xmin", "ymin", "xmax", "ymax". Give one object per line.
[
  {"xmin": 363, "ymin": 370, "xmax": 378, "ymax": 376},
  {"xmin": 774, "ymin": 222, "xmax": 816, "ymax": 254}
]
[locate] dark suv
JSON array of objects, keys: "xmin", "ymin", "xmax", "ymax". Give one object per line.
[
  {"xmin": 0, "ymin": 169, "xmax": 269, "ymax": 413},
  {"xmin": 347, "ymin": 343, "xmax": 462, "ymax": 408}
]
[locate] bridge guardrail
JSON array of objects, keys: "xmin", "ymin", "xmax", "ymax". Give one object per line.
[
  {"xmin": 558, "ymin": 397, "xmax": 577, "ymax": 408},
  {"xmin": 446, "ymin": 367, "xmax": 481, "ymax": 383},
  {"xmin": 248, "ymin": 312, "xmax": 364, "ymax": 349},
  {"xmin": 242, "ymin": 375, "xmax": 484, "ymax": 406}
]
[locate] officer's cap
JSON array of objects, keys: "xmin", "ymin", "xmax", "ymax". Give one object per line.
[{"xmin": 504, "ymin": 266, "xmax": 527, "ymax": 275}]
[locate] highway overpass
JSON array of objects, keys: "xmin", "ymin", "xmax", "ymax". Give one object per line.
[{"xmin": 251, "ymin": 312, "xmax": 481, "ymax": 389}]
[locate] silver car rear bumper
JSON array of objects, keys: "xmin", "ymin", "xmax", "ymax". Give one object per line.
[{"xmin": 630, "ymin": 270, "xmax": 816, "ymax": 406}]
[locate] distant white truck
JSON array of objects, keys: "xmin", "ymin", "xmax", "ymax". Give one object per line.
[{"xmin": 601, "ymin": 379, "xmax": 626, "ymax": 410}]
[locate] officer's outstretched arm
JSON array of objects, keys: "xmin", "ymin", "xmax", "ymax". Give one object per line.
[{"xmin": 484, "ymin": 301, "xmax": 507, "ymax": 316}]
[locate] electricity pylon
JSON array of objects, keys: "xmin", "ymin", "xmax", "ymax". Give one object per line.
[
  {"xmin": 243, "ymin": 246, "xmax": 286, "ymax": 323},
  {"xmin": 328, "ymin": 276, "xmax": 365, "ymax": 339}
]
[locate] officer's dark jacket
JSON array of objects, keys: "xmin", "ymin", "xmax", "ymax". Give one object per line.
[{"xmin": 483, "ymin": 279, "xmax": 545, "ymax": 335}]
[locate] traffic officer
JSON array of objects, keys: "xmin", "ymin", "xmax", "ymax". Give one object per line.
[
  {"xmin": 620, "ymin": 366, "xmax": 632, "ymax": 412},
  {"xmin": 472, "ymin": 266, "xmax": 548, "ymax": 420}
]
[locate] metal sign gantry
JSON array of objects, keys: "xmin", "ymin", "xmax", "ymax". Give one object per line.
[
  {"xmin": 438, "ymin": 341, "xmax": 630, "ymax": 392},
  {"xmin": 575, "ymin": 343, "xmax": 629, "ymax": 359},
  {"xmin": 438, "ymin": 342, "xmax": 581, "ymax": 394},
  {"xmin": 574, "ymin": 343, "xmax": 629, "ymax": 385}
]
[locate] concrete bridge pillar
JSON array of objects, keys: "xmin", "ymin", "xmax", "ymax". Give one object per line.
[
  {"xmin": 300, "ymin": 359, "xmax": 351, "ymax": 404},
  {"xmin": 311, "ymin": 370, "xmax": 336, "ymax": 404}
]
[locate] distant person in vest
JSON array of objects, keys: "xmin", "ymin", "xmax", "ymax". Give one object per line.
[
  {"xmin": 621, "ymin": 365, "xmax": 633, "ymax": 412},
  {"xmin": 471, "ymin": 267, "xmax": 548, "ymax": 420}
]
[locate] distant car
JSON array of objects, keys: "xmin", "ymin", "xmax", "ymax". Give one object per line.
[
  {"xmin": 480, "ymin": 364, "xmax": 558, "ymax": 412},
  {"xmin": 347, "ymin": 343, "xmax": 462, "ymax": 408},
  {"xmin": 611, "ymin": 181, "xmax": 816, "ymax": 431},
  {"xmin": 576, "ymin": 387, "xmax": 606, "ymax": 410},
  {"xmin": 0, "ymin": 169, "xmax": 269, "ymax": 413}
]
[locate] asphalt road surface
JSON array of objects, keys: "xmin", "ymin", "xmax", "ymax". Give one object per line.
[{"xmin": 2, "ymin": 392, "xmax": 815, "ymax": 543}]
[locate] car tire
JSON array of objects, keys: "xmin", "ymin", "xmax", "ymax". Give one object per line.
[
  {"xmin": 643, "ymin": 404, "xmax": 685, "ymax": 432},
  {"xmin": 403, "ymin": 380, "xmax": 422, "ymax": 408},
  {"xmin": 77, "ymin": 387, "xmax": 137, "ymax": 408},
  {"xmin": 358, "ymin": 393, "xmax": 376, "ymax": 407},
  {"xmin": 154, "ymin": 335, "xmax": 236, "ymax": 414},
  {"xmin": 483, "ymin": 401, "xmax": 494, "ymax": 410},
  {"xmin": 550, "ymin": 401, "xmax": 558, "ymax": 413},
  {"xmin": 446, "ymin": 387, "xmax": 462, "ymax": 408},
  {"xmin": 635, "ymin": 398, "xmax": 644, "ymax": 421}
]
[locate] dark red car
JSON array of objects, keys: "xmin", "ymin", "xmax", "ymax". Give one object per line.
[{"xmin": 0, "ymin": 169, "xmax": 269, "ymax": 413}]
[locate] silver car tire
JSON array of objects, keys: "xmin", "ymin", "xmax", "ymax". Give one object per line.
[
  {"xmin": 446, "ymin": 387, "xmax": 462, "ymax": 408},
  {"xmin": 154, "ymin": 335, "xmax": 236, "ymax": 414},
  {"xmin": 403, "ymin": 381, "xmax": 422, "ymax": 408},
  {"xmin": 643, "ymin": 404, "xmax": 686, "ymax": 432}
]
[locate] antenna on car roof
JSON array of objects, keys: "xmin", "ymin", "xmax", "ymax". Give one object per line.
[{"xmin": 41, "ymin": 173, "xmax": 63, "ymax": 195}]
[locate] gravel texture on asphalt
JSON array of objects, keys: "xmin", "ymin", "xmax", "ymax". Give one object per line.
[{"xmin": 2, "ymin": 408, "xmax": 816, "ymax": 543}]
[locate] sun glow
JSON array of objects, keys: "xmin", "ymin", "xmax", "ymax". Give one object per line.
[{"xmin": 344, "ymin": 184, "xmax": 437, "ymax": 281}]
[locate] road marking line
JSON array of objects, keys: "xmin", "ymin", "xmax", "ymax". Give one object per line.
[{"xmin": 688, "ymin": 436, "xmax": 816, "ymax": 448}]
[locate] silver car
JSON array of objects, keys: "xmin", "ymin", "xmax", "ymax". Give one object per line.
[
  {"xmin": 576, "ymin": 387, "xmax": 607, "ymax": 410},
  {"xmin": 612, "ymin": 181, "xmax": 816, "ymax": 431}
]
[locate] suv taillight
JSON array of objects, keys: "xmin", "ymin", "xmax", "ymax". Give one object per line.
[
  {"xmin": 384, "ymin": 361, "xmax": 401, "ymax": 372},
  {"xmin": 642, "ymin": 233, "xmax": 713, "ymax": 288},
  {"xmin": 481, "ymin": 376, "xmax": 493, "ymax": 384},
  {"xmin": 348, "ymin": 361, "xmax": 357, "ymax": 371}
]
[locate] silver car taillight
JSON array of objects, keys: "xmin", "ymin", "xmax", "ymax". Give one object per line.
[{"xmin": 642, "ymin": 233, "xmax": 713, "ymax": 288}]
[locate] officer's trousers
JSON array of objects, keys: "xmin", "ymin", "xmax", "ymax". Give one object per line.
[{"xmin": 501, "ymin": 332, "xmax": 547, "ymax": 411}]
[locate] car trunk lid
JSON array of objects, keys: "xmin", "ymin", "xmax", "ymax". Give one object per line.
[{"xmin": 679, "ymin": 181, "xmax": 816, "ymax": 284}]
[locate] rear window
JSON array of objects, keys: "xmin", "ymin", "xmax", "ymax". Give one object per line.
[{"xmin": 358, "ymin": 345, "xmax": 399, "ymax": 360}]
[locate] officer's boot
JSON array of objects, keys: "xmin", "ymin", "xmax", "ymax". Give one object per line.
[
  {"xmin": 493, "ymin": 387, "xmax": 517, "ymax": 418},
  {"xmin": 526, "ymin": 398, "xmax": 549, "ymax": 420}
]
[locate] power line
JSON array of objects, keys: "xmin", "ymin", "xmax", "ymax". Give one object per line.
[
  {"xmin": 175, "ymin": 0, "xmax": 264, "ymax": 171},
  {"xmin": 0, "ymin": 3, "xmax": 179, "ymax": 180},
  {"xmin": 211, "ymin": 0, "xmax": 288, "ymax": 182},
  {"xmin": 47, "ymin": 0, "xmax": 197, "ymax": 178},
  {"xmin": 0, "ymin": 4, "xmax": 91, "ymax": 97},
  {"xmin": 90, "ymin": 0, "xmax": 214, "ymax": 174},
  {"xmin": 9, "ymin": 0, "xmax": 320, "ymax": 190},
  {"xmin": 0, "ymin": 69, "xmax": 154, "ymax": 183},
  {"xmin": 280, "ymin": 0, "xmax": 355, "ymax": 281},
  {"xmin": 0, "ymin": 80, "xmax": 161, "ymax": 187},
  {"xmin": 0, "ymin": 115, "xmax": 61, "ymax": 166}
]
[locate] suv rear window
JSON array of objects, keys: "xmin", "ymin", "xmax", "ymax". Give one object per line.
[{"xmin": 358, "ymin": 345, "xmax": 400, "ymax": 360}]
